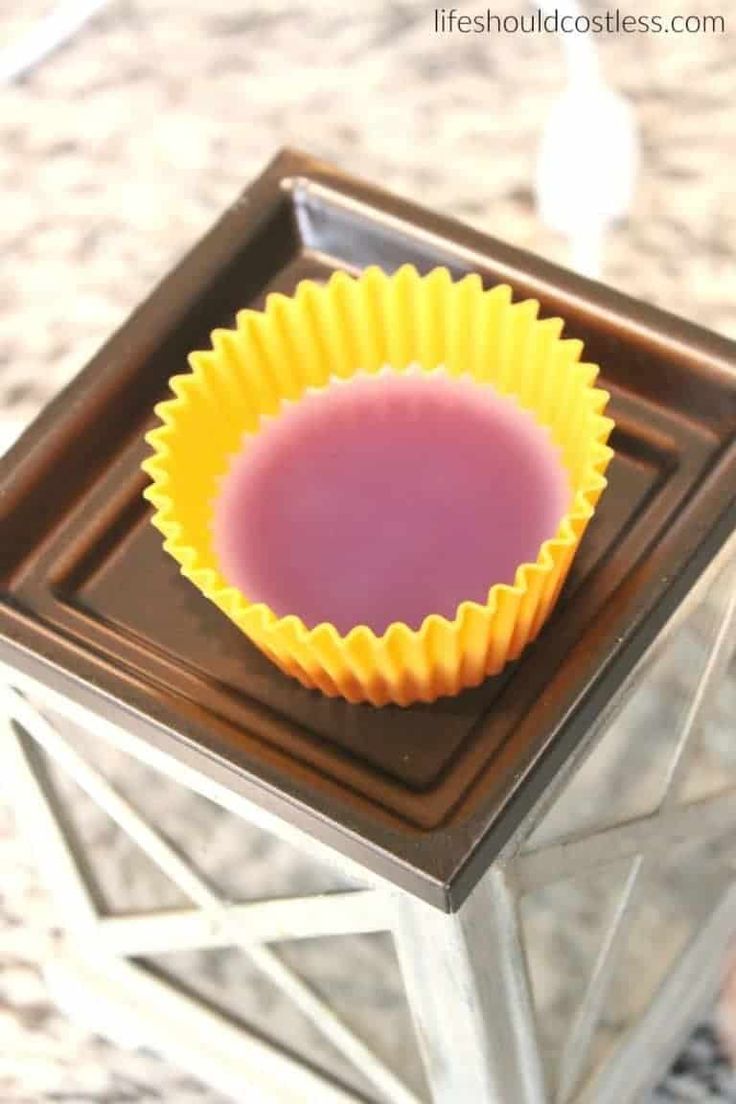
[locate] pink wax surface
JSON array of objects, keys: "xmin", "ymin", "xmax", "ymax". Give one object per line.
[{"xmin": 213, "ymin": 371, "xmax": 570, "ymax": 635}]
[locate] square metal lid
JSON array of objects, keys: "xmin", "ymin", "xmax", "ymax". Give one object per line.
[{"xmin": 2, "ymin": 150, "xmax": 734, "ymax": 909}]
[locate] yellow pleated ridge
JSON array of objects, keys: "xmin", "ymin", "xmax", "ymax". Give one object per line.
[{"xmin": 142, "ymin": 265, "xmax": 614, "ymax": 706}]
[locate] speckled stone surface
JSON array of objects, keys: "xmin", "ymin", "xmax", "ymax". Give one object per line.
[
  {"xmin": 2, "ymin": 0, "xmax": 735, "ymax": 426},
  {"xmin": 1, "ymin": 1, "xmax": 735, "ymax": 1101}
]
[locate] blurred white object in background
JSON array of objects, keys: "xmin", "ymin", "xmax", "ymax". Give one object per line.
[
  {"xmin": 0, "ymin": 0, "xmax": 108, "ymax": 84},
  {"xmin": 535, "ymin": 0, "xmax": 639, "ymax": 278},
  {"xmin": 0, "ymin": 419, "xmax": 24, "ymax": 458}
]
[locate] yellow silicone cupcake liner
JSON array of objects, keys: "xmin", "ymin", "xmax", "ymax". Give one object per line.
[{"xmin": 142, "ymin": 265, "xmax": 614, "ymax": 707}]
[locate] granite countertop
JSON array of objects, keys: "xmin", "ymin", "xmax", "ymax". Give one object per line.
[
  {"xmin": 2, "ymin": 0, "xmax": 735, "ymax": 428},
  {"xmin": 1, "ymin": 2, "xmax": 734, "ymax": 1102}
]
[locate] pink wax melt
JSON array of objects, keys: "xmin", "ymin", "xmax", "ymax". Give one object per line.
[{"xmin": 213, "ymin": 371, "xmax": 570, "ymax": 635}]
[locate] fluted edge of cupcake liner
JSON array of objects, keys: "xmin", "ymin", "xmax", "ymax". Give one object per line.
[{"xmin": 142, "ymin": 264, "xmax": 614, "ymax": 706}]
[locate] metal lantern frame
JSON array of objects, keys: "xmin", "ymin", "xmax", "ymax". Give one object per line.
[{"xmin": 3, "ymin": 545, "xmax": 734, "ymax": 1104}]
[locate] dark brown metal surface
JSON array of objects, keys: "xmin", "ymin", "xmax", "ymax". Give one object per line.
[{"xmin": 2, "ymin": 149, "xmax": 734, "ymax": 909}]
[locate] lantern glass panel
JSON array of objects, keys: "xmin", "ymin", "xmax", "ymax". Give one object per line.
[
  {"xmin": 519, "ymin": 861, "xmax": 634, "ymax": 1093},
  {"xmin": 598, "ymin": 830, "xmax": 734, "ymax": 1050},
  {"xmin": 33, "ymin": 706, "xmax": 358, "ymax": 910},
  {"xmin": 525, "ymin": 546, "xmax": 735, "ymax": 850},
  {"xmin": 678, "ymin": 649, "xmax": 736, "ymax": 804}
]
